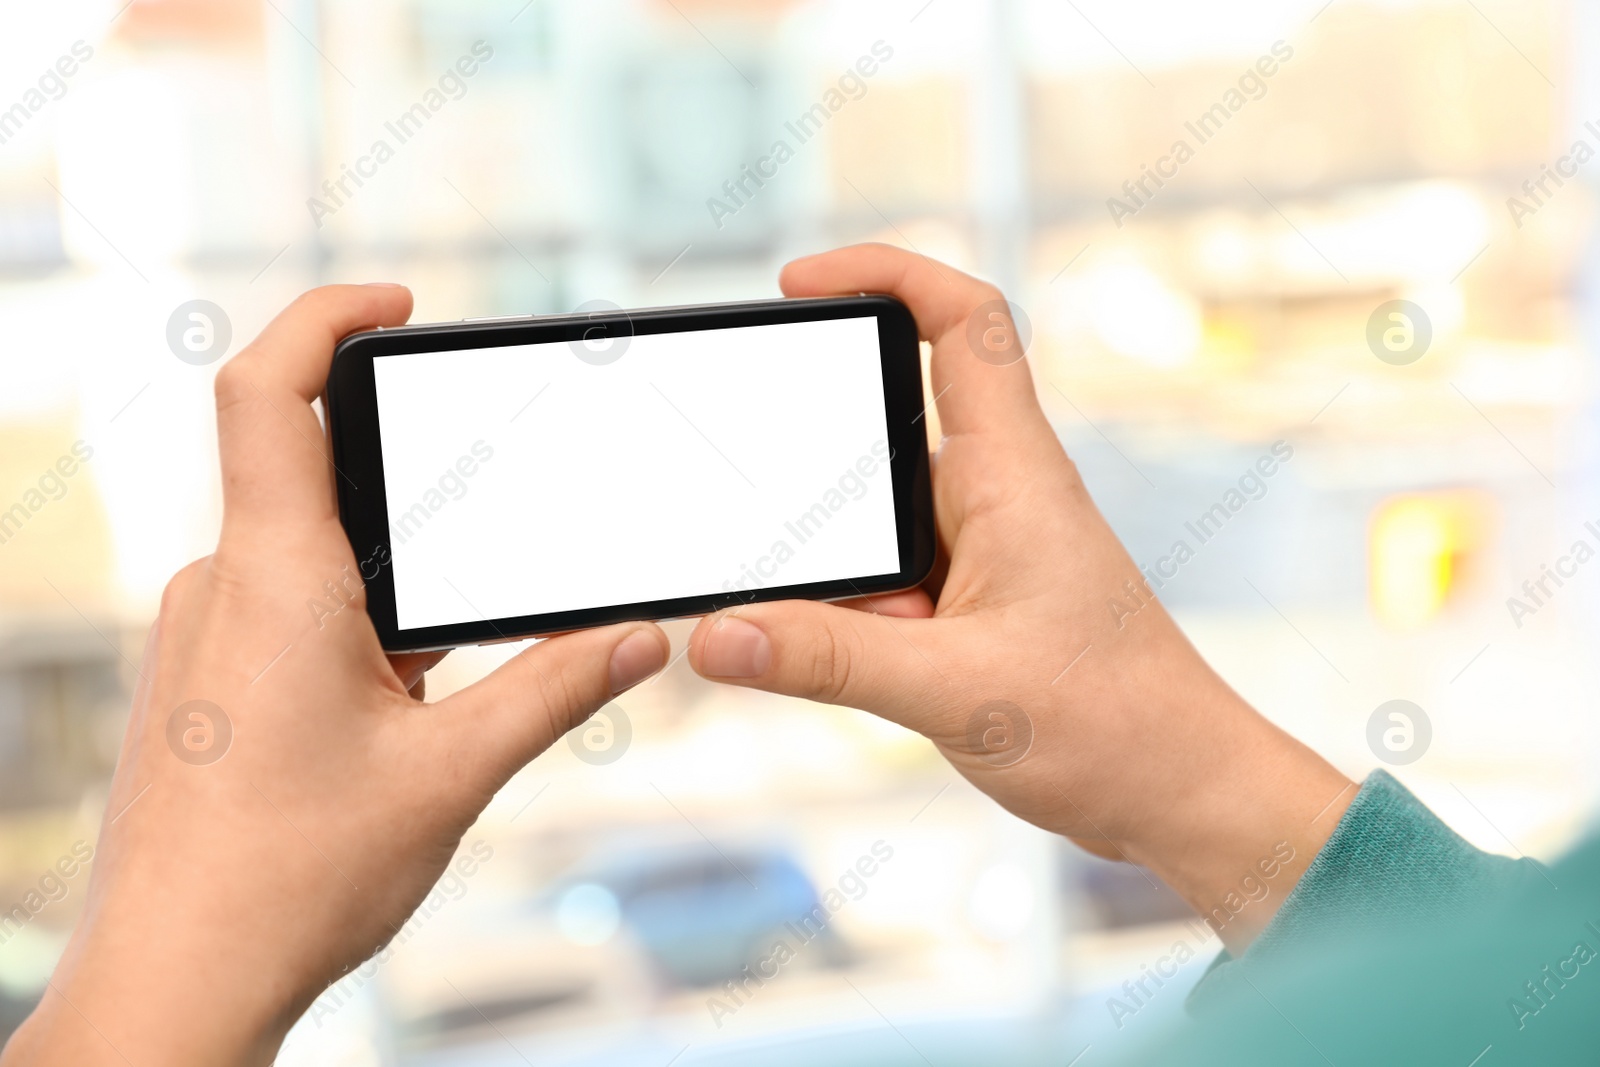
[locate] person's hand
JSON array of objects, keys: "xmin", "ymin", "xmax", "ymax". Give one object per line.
[
  {"xmin": 687, "ymin": 244, "xmax": 1354, "ymax": 950},
  {"xmin": 2, "ymin": 285, "xmax": 668, "ymax": 1067}
]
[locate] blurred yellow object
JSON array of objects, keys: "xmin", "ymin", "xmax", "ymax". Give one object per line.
[
  {"xmin": 1197, "ymin": 313, "xmax": 1255, "ymax": 375},
  {"xmin": 1369, "ymin": 491, "xmax": 1490, "ymax": 629},
  {"xmin": 0, "ymin": 423, "xmax": 112, "ymax": 611}
]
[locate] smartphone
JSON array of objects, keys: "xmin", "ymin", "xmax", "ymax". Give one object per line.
[{"xmin": 325, "ymin": 295, "xmax": 935, "ymax": 653}]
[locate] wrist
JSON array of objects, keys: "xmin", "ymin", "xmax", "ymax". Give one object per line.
[
  {"xmin": 7, "ymin": 919, "xmax": 300, "ymax": 1066},
  {"xmin": 1113, "ymin": 690, "xmax": 1353, "ymax": 954}
]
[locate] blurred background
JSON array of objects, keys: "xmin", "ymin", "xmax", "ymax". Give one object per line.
[{"xmin": 2, "ymin": 0, "xmax": 1598, "ymax": 1062}]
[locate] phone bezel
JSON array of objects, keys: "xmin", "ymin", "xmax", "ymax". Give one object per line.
[{"xmin": 325, "ymin": 295, "xmax": 935, "ymax": 653}]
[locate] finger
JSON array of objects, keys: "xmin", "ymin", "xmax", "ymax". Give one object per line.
[
  {"xmin": 921, "ymin": 503, "xmax": 952, "ymax": 602},
  {"xmin": 440, "ymin": 623, "xmax": 668, "ymax": 776},
  {"xmin": 389, "ymin": 649, "xmax": 450, "ymax": 693},
  {"xmin": 215, "ymin": 284, "xmax": 413, "ymax": 529},
  {"xmin": 779, "ymin": 243, "xmax": 1046, "ymax": 440},
  {"xmin": 688, "ymin": 601, "xmax": 944, "ymax": 727},
  {"xmin": 1071, "ymin": 837, "xmax": 1131, "ymax": 863},
  {"xmin": 834, "ymin": 588, "xmax": 934, "ymax": 619}
]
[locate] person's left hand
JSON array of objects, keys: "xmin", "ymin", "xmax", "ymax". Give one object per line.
[{"xmin": 1, "ymin": 285, "xmax": 669, "ymax": 1067}]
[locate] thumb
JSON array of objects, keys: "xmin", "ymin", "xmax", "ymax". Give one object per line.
[
  {"xmin": 688, "ymin": 601, "xmax": 946, "ymax": 729},
  {"xmin": 440, "ymin": 622, "xmax": 668, "ymax": 777}
]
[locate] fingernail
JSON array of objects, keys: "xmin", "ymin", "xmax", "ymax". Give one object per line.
[
  {"xmin": 701, "ymin": 616, "xmax": 771, "ymax": 678},
  {"xmin": 362, "ymin": 281, "xmax": 405, "ymax": 288},
  {"xmin": 609, "ymin": 630, "xmax": 666, "ymax": 694}
]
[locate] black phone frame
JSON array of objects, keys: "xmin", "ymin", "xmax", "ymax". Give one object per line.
[{"xmin": 326, "ymin": 295, "xmax": 935, "ymax": 653}]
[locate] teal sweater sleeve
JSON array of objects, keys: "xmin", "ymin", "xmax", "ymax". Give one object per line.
[
  {"xmin": 1129, "ymin": 770, "xmax": 1600, "ymax": 1067},
  {"xmin": 1188, "ymin": 768, "xmax": 1543, "ymax": 1009}
]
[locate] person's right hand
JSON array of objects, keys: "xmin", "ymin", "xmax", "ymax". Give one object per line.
[{"xmin": 688, "ymin": 244, "xmax": 1354, "ymax": 950}]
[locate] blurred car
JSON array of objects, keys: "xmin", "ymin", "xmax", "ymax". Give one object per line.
[{"xmin": 552, "ymin": 842, "xmax": 852, "ymax": 989}]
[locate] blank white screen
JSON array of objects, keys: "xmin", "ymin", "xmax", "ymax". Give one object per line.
[{"xmin": 374, "ymin": 315, "xmax": 901, "ymax": 632}]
